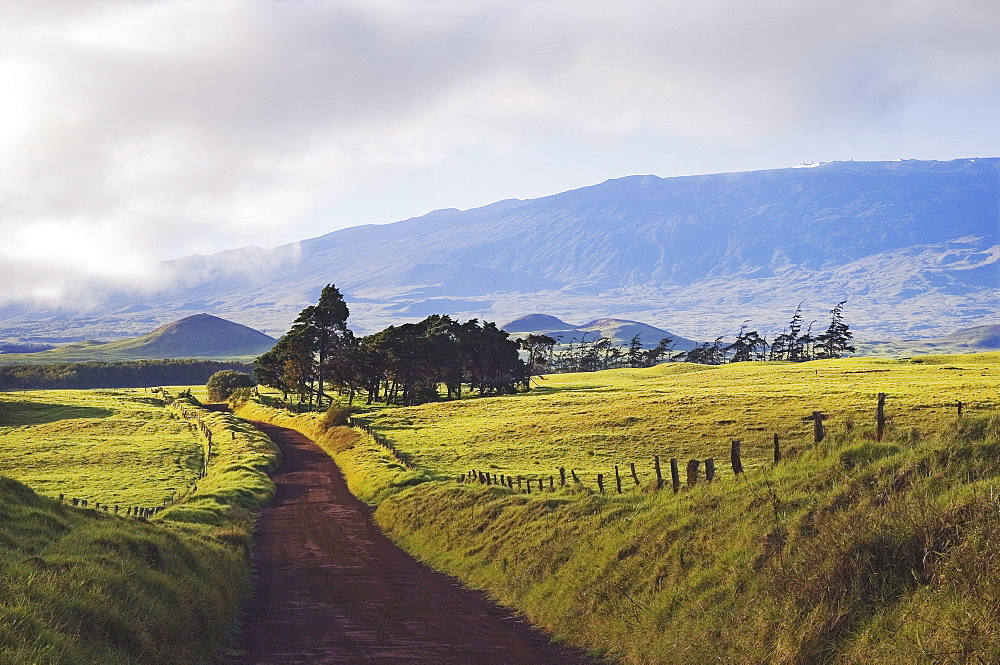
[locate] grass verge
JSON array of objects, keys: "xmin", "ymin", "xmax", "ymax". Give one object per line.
[{"xmin": 0, "ymin": 391, "xmax": 280, "ymax": 664}]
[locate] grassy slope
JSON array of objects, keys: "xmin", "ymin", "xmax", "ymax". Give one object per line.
[
  {"xmin": 247, "ymin": 353, "xmax": 1000, "ymax": 664},
  {"xmin": 0, "ymin": 390, "xmax": 202, "ymax": 505},
  {"xmin": 364, "ymin": 355, "xmax": 1000, "ymax": 481},
  {"xmin": 0, "ymin": 391, "xmax": 280, "ymax": 664}
]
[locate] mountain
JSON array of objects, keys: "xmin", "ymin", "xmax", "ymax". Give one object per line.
[
  {"xmin": 2, "ymin": 158, "xmax": 997, "ymax": 345},
  {"xmin": 503, "ymin": 314, "xmax": 699, "ymax": 351},
  {"xmin": 0, "ymin": 314, "xmax": 275, "ymax": 364},
  {"xmin": 503, "ymin": 314, "xmax": 575, "ymax": 333}
]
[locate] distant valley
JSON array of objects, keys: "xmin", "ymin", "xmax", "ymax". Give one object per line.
[{"xmin": 2, "ymin": 158, "xmax": 996, "ymax": 347}]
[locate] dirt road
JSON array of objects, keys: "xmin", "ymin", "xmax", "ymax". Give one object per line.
[{"xmin": 233, "ymin": 421, "xmax": 592, "ymax": 664}]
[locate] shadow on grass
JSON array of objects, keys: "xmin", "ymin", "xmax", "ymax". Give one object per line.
[{"xmin": 0, "ymin": 401, "xmax": 114, "ymax": 426}]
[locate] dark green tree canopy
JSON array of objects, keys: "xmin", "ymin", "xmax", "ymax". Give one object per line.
[{"xmin": 206, "ymin": 370, "xmax": 256, "ymax": 402}]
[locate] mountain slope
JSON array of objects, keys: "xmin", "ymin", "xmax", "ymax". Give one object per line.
[
  {"xmin": 3, "ymin": 158, "xmax": 997, "ymax": 343},
  {"xmin": 503, "ymin": 314, "xmax": 699, "ymax": 350},
  {"xmin": 0, "ymin": 314, "xmax": 275, "ymax": 364}
]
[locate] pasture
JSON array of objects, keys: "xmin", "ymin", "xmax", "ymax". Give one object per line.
[
  {"xmin": 0, "ymin": 389, "xmax": 203, "ymax": 507},
  {"xmin": 363, "ymin": 354, "xmax": 1000, "ymax": 481}
]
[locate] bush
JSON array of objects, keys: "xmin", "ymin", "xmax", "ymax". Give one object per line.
[
  {"xmin": 206, "ymin": 370, "xmax": 255, "ymax": 402},
  {"xmin": 323, "ymin": 403, "xmax": 355, "ymax": 429}
]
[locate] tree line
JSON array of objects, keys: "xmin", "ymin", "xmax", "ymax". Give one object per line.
[
  {"xmin": 0, "ymin": 359, "xmax": 253, "ymax": 391},
  {"xmin": 253, "ymin": 285, "xmax": 529, "ymax": 408},
  {"xmin": 519, "ymin": 301, "xmax": 855, "ymax": 373}
]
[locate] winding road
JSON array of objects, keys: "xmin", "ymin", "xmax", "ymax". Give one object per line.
[{"xmin": 233, "ymin": 421, "xmax": 591, "ymax": 664}]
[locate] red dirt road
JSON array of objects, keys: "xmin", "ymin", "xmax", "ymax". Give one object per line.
[{"xmin": 233, "ymin": 421, "xmax": 592, "ymax": 664}]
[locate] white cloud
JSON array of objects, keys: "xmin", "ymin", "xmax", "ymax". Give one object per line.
[{"xmin": 2, "ymin": 0, "xmax": 999, "ymax": 307}]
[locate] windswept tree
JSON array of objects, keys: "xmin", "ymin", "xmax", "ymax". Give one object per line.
[
  {"xmin": 643, "ymin": 337, "xmax": 675, "ymax": 366},
  {"xmin": 519, "ymin": 333, "xmax": 557, "ymax": 379},
  {"xmin": 726, "ymin": 321, "xmax": 769, "ymax": 363},
  {"xmin": 815, "ymin": 301, "xmax": 856, "ymax": 359},
  {"xmin": 683, "ymin": 337, "xmax": 725, "ymax": 365}
]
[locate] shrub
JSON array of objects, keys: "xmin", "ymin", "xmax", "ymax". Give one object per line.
[
  {"xmin": 206, "ymin": 370, "xmax": 255, "ymax": 402},
  {"xmin": 323, "ymin": 403, "xmax": 355, "ymax": 429}
]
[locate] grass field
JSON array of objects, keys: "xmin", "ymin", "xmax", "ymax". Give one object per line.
[
  {"xmin": 0, "ymin": 389, "xmax": 279, "ymax": 664},
  {"xmin": 361, "ymin": 354, "xmax": 1000, "ymax": 482},
  {"xmin": 242, "ymin": 353, "xmax": 1000, "ymax": 663},
  {"xmin": 0, "ymin": 389, "xmax": 202, "ymax": 506}
]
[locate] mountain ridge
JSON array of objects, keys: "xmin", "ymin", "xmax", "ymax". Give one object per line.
[{"xmin": 2, "ymin": 158, "xmax": 997, "ymax": 344}]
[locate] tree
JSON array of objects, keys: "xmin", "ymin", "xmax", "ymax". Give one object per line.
[
  {"xmin": 206, "ymin": 370, "xmax": 255, "ymax": 402},
  {"xmin": 627, "ymin": 334, "xmax": 645, "ymax": 368},
  {"xmin": 643, "ymin": 337, "xmax": 675, "ymax": 366},
  {"xmin": 815, "ymin": 301, "xmax": 856, "ymax": 359},
  {"xmin": 288, "ymin": 284, "xmax": 351, "ymax": 407},
  {"xmin": 726, "ymin": 321, "xmax": 769, "ymax": 363},
  {"xmin": 519, "ymin": 333, "xmax": 557, "ymax": 380}
]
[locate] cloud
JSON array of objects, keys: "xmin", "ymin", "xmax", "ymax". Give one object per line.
[{"xmin": 2, "ymin": 0, "xmax": 999, "ymax": 309}]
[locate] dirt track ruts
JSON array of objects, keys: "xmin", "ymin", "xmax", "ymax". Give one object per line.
[{"xmin": 233, "ymin": 421, "xmax": 592, "ymax": 664}]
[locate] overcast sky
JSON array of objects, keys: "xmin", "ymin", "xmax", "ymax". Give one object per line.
[{"xmin": 3, "ymin": 0, "xmax": 999, "ymax": 305}]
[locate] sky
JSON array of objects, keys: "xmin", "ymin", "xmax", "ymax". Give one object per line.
[{"xmin": 2, "ymin": 0, "xmax": 1000, "ymax": 306}]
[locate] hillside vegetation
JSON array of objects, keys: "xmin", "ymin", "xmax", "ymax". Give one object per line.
[
  {"xmin": 363, "ymin": 354, "xmax": 1000, "ymax": 483},
  {"xmin": 247, "ymin": 352, "xmax": 1000, "ymax": 663},
  {"xmin": 0, "ymin": 390, "xmax": 280, "ymax": 663}
]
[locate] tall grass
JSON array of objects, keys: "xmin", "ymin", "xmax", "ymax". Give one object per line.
[
  {"xmin": 373, "ymin": 413, "xmax": 1000, "ymax": 663},
  {"xmin": 0, "ymin": 391, "xmax": 280, "ymax": 664}
]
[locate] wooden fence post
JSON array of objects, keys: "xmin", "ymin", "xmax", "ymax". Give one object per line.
[
  {"xmin": 705, "ymin": 458, "xmax": 715, "ymax": 481},
  {"xmin": 549, "ymin": 476, "xmax": 554, "ymax": 490},
  {"xmin": 571, "ymin": 469, "xmax": 580, "ymax": 483},
  {"xmin": 614, "ymin": 465, "xmax": 622, "ymax": 494},
  {"xmin": 813, "ymin": 411, "xmax": 825, "ymax": 443},
  {"xmin": 670, "ymin": 458, "xmax": 680, "ymax": 493},
  {"xmin": 654, "ymin": 455, "xmax": 663, "ymax": 489},
  {"xmin": 630, "ymin": 462, "xmax": 640, "ymax": 486},
  {"xmin": 559, "ymin": 467, "xmax": 566, "ymax": 486},
  {"xmin": 958, "ymin": 401, "xmax": 963, "ymax": 418},
  {"xmin": 597, "ymin": 474, "xmax": 605, "ymax": 493},
  {"xmin": 773, "ymin": 434, "xmax": 781, "ymax": 465},
  {"xmin": 876, "ymin": 393, "xmax": 886, "ymax": 442},
  {"xmin": 517, "ymin": 476, "xmax": 523, "ymax": 489},
  {"xmin": 686, "ymin": 459, "xmax": 700, "ymax": 486},
  {"xmin": 731, "ymin": 439, "xmax": 744, "ymax": 475},
  {"xmin": 526, "ymin": 479, "xmax": 531, "ymax": 494}
]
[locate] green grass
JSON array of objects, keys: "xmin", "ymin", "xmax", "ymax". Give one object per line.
[
  {"xmin": 245, "ymin": 352, "xmax": 1000, "ymax": 664},
  {"xmin": 0, "ymin": 476, "xmax": 249, "ymax": 664},
  {"xmin": 0, "ymin": 390, "xmax": 203, "ymax": 506},
  {"xmin": 373, "ymin": 412, "xmax": 1000, "ymax": 664},
  {"xmin": 0, "ymin": 389, "xmax": 280, "ymax": 663},
  {"xmin": 360, "ymin": 356, "xmax": 1000, "ymax": 482}
]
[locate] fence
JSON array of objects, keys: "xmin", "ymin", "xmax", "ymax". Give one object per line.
[
  {"xmin": 348, "ymin": 417, "xmax": 416, "ymax": 469},
  {"xmin": 57, "ymin": 388, "xmax": 220, "ymax": 519},
  {"xmin": 455, "ymin": 394, "xmax": 969, "ymax": 495}
]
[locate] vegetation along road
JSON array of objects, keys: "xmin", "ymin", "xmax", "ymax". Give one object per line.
[{"xmin": 235, "ymin": 419, "xmax": 591, "ymax": 664}]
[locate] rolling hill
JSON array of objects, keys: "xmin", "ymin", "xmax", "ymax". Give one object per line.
[
  {"xmin": 2, "ymin": 158, "xmax": 997, "ymax": 345},
  {"xmin": 503, "ymin": 314, "xmax": 700, "ymax": 350},
  {"xmin": 0, "ymin": 314, "xmax": 275, "ymax": 364}
]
